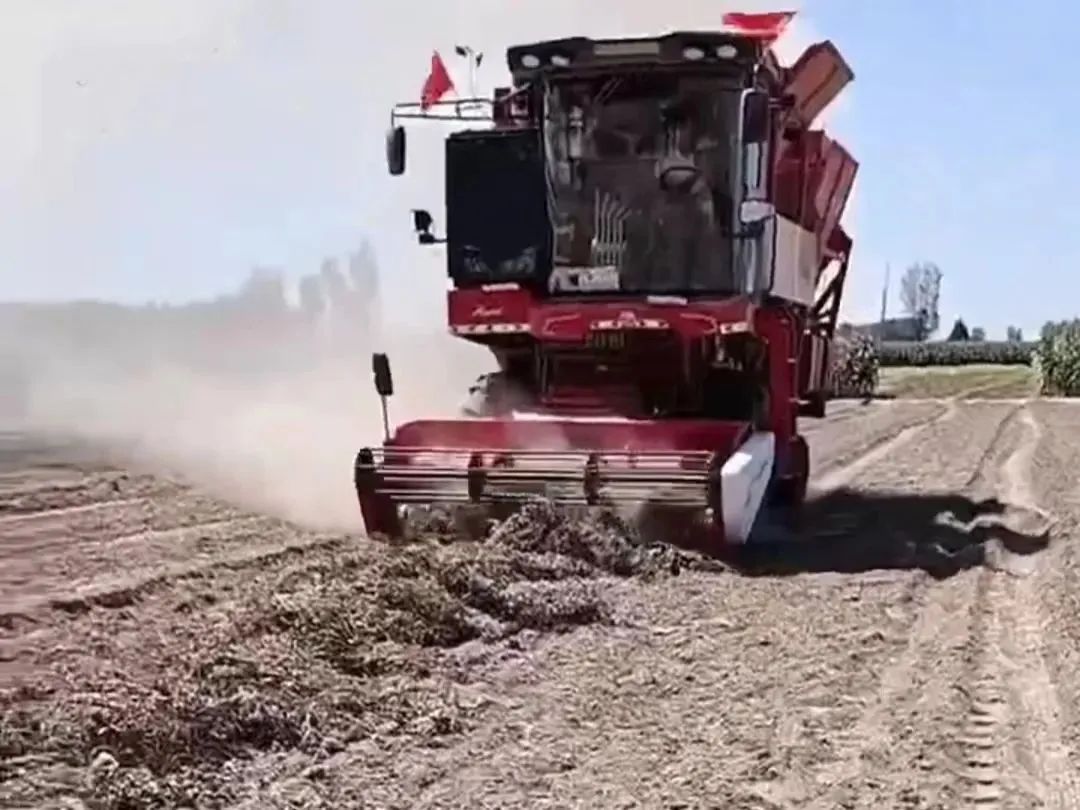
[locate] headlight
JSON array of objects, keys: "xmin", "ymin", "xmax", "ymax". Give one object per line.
[
  {"xmin": 716, "ymin": 44, "xmax": 738, "ymax": 59},
  {"xmin": 550, "ymin": 54, "xmax": 570, "ymax": 67},
  {"xmin": 682, "ymin": 46, "xmax": 706, "ymax": 60},
  {"xmin": 520, "ymin": 53, "xmax": 541, "ymax": 69}
]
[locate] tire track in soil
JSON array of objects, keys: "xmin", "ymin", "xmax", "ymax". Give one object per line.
[
  {"xmin": 0, "ymin": 472, "xmax": 183, "ymax": 517},
  {"xmin": 802, "ymin": 402, "xmax": 1021, "ymax": 809},
  {"xmin": 395, "ymin": 402, "xmax": 1003, "ymax": 809},
  {"xmin": 809, "ymin": 399, "xmax": 955, "ymax": 493},
  {"xmin": 0, "ymin": 493, "xmax": 275, "ymax": 604},
  {"xmin": 0, "ymin": 496, "xmax": 150, "ymax": 528},
  {"xmin": 798, "ymin": 399, "xmax": 871, "ymax": 432},
  {"xmin": 0, "ymin": 435, "xmax": 358, "ymax": 636},
  {"xmin": 0, "ymin": 505, "xmax": 255, "ymax": 565},
  {"xmin": 277, "ymin": 403, "xmax": 955, "ymax": 809},
  {"xmin": 0, "ymin": 528, "xmax": 356, "ymax": 692},
  {"xmin": 799, "ymin": 401, "xmax": 941, "ymax": 462},
  {"xmin": 0, "ymin": 529, "xmax": 349, "ymax": 630},
  {"xmin": 0, "ymin": 515, "xmax": 273, "ymax": 591},
  {"xmin": 954, "ymin": 407, "xmax": 1080, "ymax": 810},
  {"xmin": 1024, "ymin": 403, "xmax": 1080, "ymax": 789}
]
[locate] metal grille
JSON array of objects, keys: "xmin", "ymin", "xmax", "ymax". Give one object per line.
[{"xmin": 590, "ymin": 188, "xmax": 632, "ymax": 267}]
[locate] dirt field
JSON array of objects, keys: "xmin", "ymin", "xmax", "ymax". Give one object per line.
[
  {"xmin": 2, "ymin": 398, "xmax": 1079, "ymax": 809},
  {"xmin": 878, "ymin": 365, "xmax": 1037, "ymax": 400}
]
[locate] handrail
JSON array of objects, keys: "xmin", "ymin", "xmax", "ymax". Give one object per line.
[{"xmin": 391, "ymin": 99, "xmax": 496, "ymax": 124}]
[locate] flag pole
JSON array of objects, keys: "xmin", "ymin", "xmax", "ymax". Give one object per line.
[{"xmin": 468, "ymin": 47, "xmax": 476, "ymax": 99}]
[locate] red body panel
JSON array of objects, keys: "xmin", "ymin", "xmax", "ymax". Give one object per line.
[
  {"xmin": 807, "ymin": 135, "xmax": 858, "ymax": 263},
  {"xmin": 389, "ymin": 417, "xmax": 750, "ymax": 455},
  {"xmin": 774, "ymin": 132, "xmax": 857, "ymax": 278},
  {"xmin": 781, "ymin": 41, "xmax": 853, "ymax": 130},
  {"xmin": 445, "ymin": 287, "xmax": 805, "ymax": 478},
  {"xmin": 356, "ymin": 416, "xmax": 752, "ymax": 547},
  {"xmin": 448, "ymin": 287, "xmax": 756, "ymax": 341}
]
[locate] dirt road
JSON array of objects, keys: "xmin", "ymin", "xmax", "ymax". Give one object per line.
[{"xmin": 1, "ymin": 399, "xmax": 1078, "ymax": 809}]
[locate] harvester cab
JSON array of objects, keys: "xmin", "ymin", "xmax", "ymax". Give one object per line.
[{"xmin": 357, "ymin": 12, "xmax": 858, "ymax": 551}]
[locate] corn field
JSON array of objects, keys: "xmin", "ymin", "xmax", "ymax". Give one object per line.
[{"xmin": 1035, "ymin": 319, "xmax": 1080, "ymax": 396}]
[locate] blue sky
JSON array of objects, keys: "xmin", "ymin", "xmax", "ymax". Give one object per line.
[
  {"xmin": 805, "ymin": 0, "xmax": 1080, "ymax": 339},
  {"xmin": 2, "ymin": 0, "xmax": 1077, "ymax": 340}
]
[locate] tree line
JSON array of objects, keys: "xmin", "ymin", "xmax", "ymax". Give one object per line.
[
  {"xmin": 0, "ymin": 240, "xmax": 384, "ymax": 380},
  {"xmin": 891, "ymin": 261, "xmax": 1023, "ymax": 344}
]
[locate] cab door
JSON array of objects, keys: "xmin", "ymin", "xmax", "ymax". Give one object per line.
[{"xmin": 735, "ymin": 89, "xmax": 776, "ymax": 297}]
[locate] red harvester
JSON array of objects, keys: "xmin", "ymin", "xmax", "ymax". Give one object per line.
[{"xmin": 356, "ymin": 12, "xmax": 857, "ymax": 550}]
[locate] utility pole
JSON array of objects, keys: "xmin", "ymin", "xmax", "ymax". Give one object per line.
[{"xmin": 877, "ymin": 262, "xmax": 890, "ymax": 346}]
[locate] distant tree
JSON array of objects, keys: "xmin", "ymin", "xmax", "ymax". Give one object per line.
[
  {"xmin": 971, "ymin": 326, "xmax": 986, "ymax": 341},
  {"xmin": 946, "ymin": 318, "xmax": 970, "ymax": 341},
  {"xmin": 348, "ymin": 240, "xmax": 382, "ymax": 343},
  {"xmin": 899, "ymin": 261, "xmax": 943, "ymax": 341},
  {"xmin": 298, "ymin": 274, "xmax": 325, "ymax": 323},
  {"xmin": 320, "ymin": 258, "xmax": 348, "ymax": 307},
  {"xmin": 237, "ymin": 267, "xmax": 287, "ymax": 316},
  {"xmin": 348, "ymin": 240, "xmax": 379, "ymax": 299},
  {"xmin": 1006, "ymin": 325, "xmax": 1024, "ymax": 342}
]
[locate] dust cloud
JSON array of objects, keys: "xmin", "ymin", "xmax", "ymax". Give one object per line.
[
  {"xmin": 0, "ymin": 0, "xmax": 847, "ymax": 532},
  {"xmin": 0, "ymin": 269, "xmax": 493, "ymax": 532}
]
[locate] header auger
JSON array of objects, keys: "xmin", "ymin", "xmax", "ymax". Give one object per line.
[{"xmin": 355, "ymin": 12, "xmax": 857, "ymax": 552}]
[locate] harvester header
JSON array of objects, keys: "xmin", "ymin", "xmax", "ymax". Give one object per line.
[{"xmin": 358, "ymin": 12, "xmax": 858, "ymax": 551}]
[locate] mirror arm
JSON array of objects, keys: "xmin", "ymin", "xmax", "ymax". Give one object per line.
[{"xmin": 371, "ymin": 353, "xmax": 394, "ymax": 441}]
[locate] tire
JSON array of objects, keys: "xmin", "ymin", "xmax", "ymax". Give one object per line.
[
  {"xmin": 752, "ymin": 385, "xmax": 771, "ymax": 431},
  {"xmin": 751, "ymin": 435, "xmax": 808, "ymax": 542},
  {"xmin": 803, "ymin": 391, "xmax": 827, "ymax": 418},
  {"xmin": 769, "ymin": 435, "xmax": 809, "ymax": 507}
]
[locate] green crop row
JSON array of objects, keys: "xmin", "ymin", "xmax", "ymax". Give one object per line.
[
  {"xmin": 1034, "ymin": 320, "xmax": 1080, "ymax": 396},
  {"xmin": 830, "ymin": 332, "xmax": 879, "ymax": 398},
  {"xmin": 878, "ymin": 340, "xmax": 1035, "ymax": 367}
]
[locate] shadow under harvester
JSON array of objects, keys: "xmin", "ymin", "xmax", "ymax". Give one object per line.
[{"xmin": 739, "ymin": 488, "xmax": 1052, "ymax": 580}]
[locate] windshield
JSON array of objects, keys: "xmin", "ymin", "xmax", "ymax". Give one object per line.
[{"xmin": 543, "ymin": 72, "xmax": 742, "ymax": 295}]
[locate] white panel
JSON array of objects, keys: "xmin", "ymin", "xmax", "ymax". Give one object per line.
[
  {"xmin": 720, "ymin": 431, "xmax": 775, "ymax": 544},
  {"xmin": 772, "ymin": 217, "xmax": 819, "ymax": 305}
]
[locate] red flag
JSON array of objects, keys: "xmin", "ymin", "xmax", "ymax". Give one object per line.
[
  {"xmin": 721, "ymin": 11, "xmax": 796, "ymax": 42},
  {"xmin": 420, "ymin": 51, "xmax": 454, "ymax": 111}
]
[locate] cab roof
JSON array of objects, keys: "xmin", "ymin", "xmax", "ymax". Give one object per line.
[{"xmin": 505, "ymin": 32, "xmax": 765, "ymax": 82}]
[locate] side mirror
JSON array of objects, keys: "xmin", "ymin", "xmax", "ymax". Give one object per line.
[
  {"xmin": 410, "ymin": 208, "xmax": 445, "ymax": 245},
  {"xmin": 412, "ymin": 209, "xmax": 433, "ymax": 234},
  {"xmin": 386, "ymin": 126, "xmax": 406, "ymax": 176},
  {"xmin": 741, "ymin": 91, "xmax": 770, "ymax": 144},
  {"xmin": 372, "ymin": 352, "xmax": 394, "ymax": 397}
]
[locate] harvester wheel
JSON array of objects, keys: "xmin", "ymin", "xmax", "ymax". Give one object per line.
[
  {"xmin": 751, "ymin": 435, "xmax": 809, "ymax": 542},
  {"xmin": 752, "ymin": 385, "xmax": 771, "ymax": 431},
  {"xmin": 802, "ymin": 391, "xmax": 827, "ymax": 418}
]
